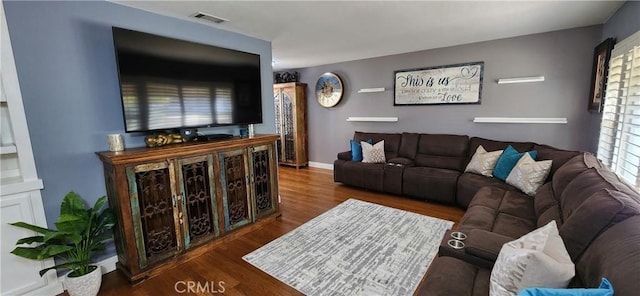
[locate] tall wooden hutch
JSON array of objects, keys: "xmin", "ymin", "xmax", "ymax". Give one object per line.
[
  {"xmin": 96, "ymin": 135, "xmax": 280, "ymax": 282},
  {"xmin": 274, "ymin": 82, "xmax": 308, "ymax": 168}
]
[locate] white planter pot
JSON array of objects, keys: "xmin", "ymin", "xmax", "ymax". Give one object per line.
[{"xmin": 64, "ymin": 266, "xmax": 102, "ymax": 296}]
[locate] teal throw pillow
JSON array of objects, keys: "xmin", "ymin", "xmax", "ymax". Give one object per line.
[
  {"xmin": 517, "ymin": 278, "xmax": 613, "ymax": 296},
  {"xmin": 350, "ymin": 139, "xmax": 372, "ymax": 162},
  {"xmin": 493, "ymin": 145, "xmax": 538, "ymax": 181}
]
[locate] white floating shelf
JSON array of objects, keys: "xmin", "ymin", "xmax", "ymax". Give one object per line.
[
  {"xmin": 473, "ymin": 117, "xmax": 567, "ymax": 124},
  {"xmin": 357, "ymin": 87, "xmax": 386, "ymax": 93},
  {"xmin": 347, "ymin": 117, "xmax": 398, "ymax": 122},
  {"xmin": 497, "ymin": 76, "xmax": 545, "ymax": 84}
]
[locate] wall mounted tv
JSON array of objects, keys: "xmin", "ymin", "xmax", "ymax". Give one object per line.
[{"xmin": 112, "ymin": 27, "xmax": 263, "ymax": 133}]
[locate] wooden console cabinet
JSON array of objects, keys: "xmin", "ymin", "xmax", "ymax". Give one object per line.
[{"xmin": 96, "ymin": 135, "xmax": 280, "ymax": 283}]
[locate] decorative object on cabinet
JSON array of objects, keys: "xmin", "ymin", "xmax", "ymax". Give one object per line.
[
  {"xmin": 496, "ymin": 76, "xmax": 545, "ymax": 84},
  {"xmin": 394, "ymin": 62, "xmax": 484, "ymax": 105},
  {"xmin": 107, "ymin": 134, "xmax": 125, "ymax": 152},
  {"xmin": 96, "ymin": 135, "xmax": 280, "ymax": 283},
  {"xmin": 274, "ymin": 82, "xmax": 308, "ymax": 168},
  {"xmin": 1, "ymin": 4, "xmax": 63, "ymax": 295},
  {"xmin": 274, "ymin": 71, "xmax": 300, "ymax": 83},
  {"xmin": 315, "ymin": 72, "xmax": 344, "ymax": 108},
  {"xmin": 10, "ymin": 191, "xmax": 116, "ymax": 296},
  {"xmin": 144, "ymin": 133, "xmax": 185, "ymax": 148},
  {"xmin": 588, "ymin": 38, "xmax": 615, "ymax": 113}
]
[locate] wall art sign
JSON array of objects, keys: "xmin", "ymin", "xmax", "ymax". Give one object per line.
[
  {"xmin": 394, "ymin": 61, "xmax": 484, "ymax": 105},
  {"xmin": 588, "ymin": 38, "xmax": 615, "ymax": 113}
]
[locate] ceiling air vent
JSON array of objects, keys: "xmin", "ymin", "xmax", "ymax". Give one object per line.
[{"xmin": 192, "ymin": 12, "xmax": 229, "ymax": 24}]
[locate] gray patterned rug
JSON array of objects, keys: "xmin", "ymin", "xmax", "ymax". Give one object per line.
[{"xmin": 242, "ymin": 199, "xmax": 454, "ymax": 296}]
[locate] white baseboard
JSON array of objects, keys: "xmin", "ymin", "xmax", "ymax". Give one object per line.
[
  {"xmin": 97, "ymin": 255, "xmax": 119, "ymax": 274},
  {"xmin": 308, "ymin": 162, "xmax": 333, "ymax": 170}
]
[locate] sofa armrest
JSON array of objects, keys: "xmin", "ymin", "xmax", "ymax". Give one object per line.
[
  {"xmin": 337, "ymin": 151, "xmax": 352, "ymax": 161},
  {"xmin": 464, "ymin": 229, "xmax": 514, "ymax": 262}
]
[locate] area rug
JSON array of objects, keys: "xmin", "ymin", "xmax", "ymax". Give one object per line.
[{"xmin": 242, "ymin": 198, "xmax": 454, "ymax": 296}]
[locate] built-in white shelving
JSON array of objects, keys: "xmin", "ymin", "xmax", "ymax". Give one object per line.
[
  {"xmin": 497, "ymin": 76, "xmax": 545, "ymax": 84},
  {"xmin": 1, "ymin": 3, "xmax": 63, "ymax": 295},
  {"xmin": 347, "ymin": 117, "xmax": 399, "ymax": 122},
  {"xmin": 473, "ymin": 117, "xmax": 567, "ymax": 124},
  {"xmin": 357, "ymin": 87, "xmax": 386, "ymax": 93},
  {"xmin": 0, "ymin": 144, "xmax": 17, "ymax": 154}
]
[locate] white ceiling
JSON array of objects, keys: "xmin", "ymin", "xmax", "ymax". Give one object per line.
[{"xmin": 115, "ymin": 1, "xmax": 624, "ymax": 70}]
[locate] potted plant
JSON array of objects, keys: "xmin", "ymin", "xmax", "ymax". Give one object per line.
[{"xmin": 9, "ymin": 191, "xmax": 116, "ymax": 296}]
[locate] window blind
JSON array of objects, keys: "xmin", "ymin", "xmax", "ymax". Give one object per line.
[{"xmin": 597, "ymin": 30, "xmax": 640, "ymax": 190}]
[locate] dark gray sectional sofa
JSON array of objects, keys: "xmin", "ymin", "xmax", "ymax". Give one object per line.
[{"xmin": 333, "ymin": 131, "xmax": 640, "ymax": 295}]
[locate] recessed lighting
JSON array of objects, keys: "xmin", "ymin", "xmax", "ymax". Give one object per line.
[{"xmin": 192, "ymin": 12, "xmax": 229, "ymax": 24}]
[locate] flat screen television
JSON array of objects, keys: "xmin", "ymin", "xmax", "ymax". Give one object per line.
[{"xmin": 112, "ymin": 27, "xmax": 263, "ymax": 133}]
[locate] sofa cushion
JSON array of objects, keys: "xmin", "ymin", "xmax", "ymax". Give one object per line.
[
  {"xmin": 535, "ymin": 183, "xmax": 563, "ymax": 228},
  {"xmin": 465, "ymin": 145, "xmax": 503, "ymax": 177},
  {"xmin": 361, "ymin": 140, "xmax": 386, "ymax": 163},
  {"xmin": 559, "ymin": 189, "xmax": 640, "ymax": 261},
  {"xmin": 414, "ymin": 134, "xmax": 469, "ymax": 171},
  {"xmin": 551, "ymin": 153, "xmax": 602, "ymax": 198},
  {"xmin": 467, "ymin": 137, "xmax": 535, "ymax": 164},
  {"xmin": 560, "ymin": 168, "xmax": 638, "ymax": 220},
  {"xmin": 490, "ymin": 221, "xmax": 574, "ymax": 296},
  {"xmin": 505, "ymin": 153, "xmax": 552, "ymax": 196},
  {"xmin": 354, "ymin": 131, "xmax": 401, "ymax": 160},
  {"xmin": 456, "ymin": 172, "xmax": 519, "ymax": 208},
  {"xmin": 460, "ymin": 187, "xmax": 536, "ymax": 238},
  {"xmin": 402, "ymin": 167, "xmax": 460, "ymax": 204},
  {"xmin": 398, "ymin": 132, "xmax": 419, "ymax": 159},
  {"xmin": 350, "ymin": 139, "xmax": 371, "ymax": 161},
  {"xmin": 575, "ymin": 215, "xmax": 640, "ymax": 296},
  {"xmin": 518, "ymin": 278, "xmax": 614, "ymax": 296},
  {"xmin": 493, "ymin": 145, "xmax": 538, "ymax": 181},
  {"xmin": 533, "ymin": 144, "xmax": 581, "ymax": 180}
]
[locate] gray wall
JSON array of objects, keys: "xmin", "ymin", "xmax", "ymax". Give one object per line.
[
  {"xmin": 4, "ymin": 0, "xmax": 274, "ymax": 230},
  {"xmin": 298, "ymin": 26, "xmax": 602, "ymax": 165}
]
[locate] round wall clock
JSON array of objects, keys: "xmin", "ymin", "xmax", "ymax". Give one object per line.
[{"xmin": 315, "ymin": 72, "xmax": 344, "ymax": 108}]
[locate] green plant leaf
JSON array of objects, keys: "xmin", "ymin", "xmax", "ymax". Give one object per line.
[
  {"xmin": 9, "ymin": 222, "xmax": 55, "ymax": 235},
  {"xmin": 60, "ymin": 191, "xmax": 86, "ymax": 216},
  {"xmin": 38, "ymin": 261, "xmax": 84, "ymax": 277},
  {"xmin": 11, "ymin": 246, "xmax": 45, "ymax": 260},
  {"xmin": 16, "ymin": 235, "xmax": 45, "ymax": 245},
  {"xmin": 97, "ymin": 208, "xmax": 116, "ymax": 229},
  {"xmin": 55, "ymin": 213, "xmax": 87, "ymax": 233},
  {"xmin": 38, "ymin": 244, "xmax": 74, "ymax": 259},
  {"xmin": 92, "ymin": 196, "xmax": 107, "ymax": 214},
  {"xmin": 42, "ymin": 231, "xmax": 69, "ymax": 244}
]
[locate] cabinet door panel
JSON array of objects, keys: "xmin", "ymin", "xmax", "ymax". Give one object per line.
[
  {"xmin": 218, "ymin": 149, "xmax": 252, "ymax": 232},
  {"xmin": 127, "ymin": 161, "xmax": 180, "ymax": 269},
  {"xmin": 177, "ymin": 155, "xmax": 220, "ymax": 249},
  {"xmin": 250, "ymin": 144, "xmax": 278, "ymax": 218}
]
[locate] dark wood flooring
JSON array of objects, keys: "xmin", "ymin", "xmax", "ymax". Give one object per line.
[{"xmin": 94, "ymin": 166, "xmax": 465, "ymax": 295}]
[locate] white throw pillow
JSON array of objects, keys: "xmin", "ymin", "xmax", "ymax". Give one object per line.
[
  {"xmin": 464, "ymin": 145, "xmax": 504, "ymax": 177},
  {"xmin": 489, "ymin": 221, "xmax": 574, "ymax": 296},
  {"xmin": 361, "ymin": 140, "xmax": 386, "ymax": 163},
  {"xmin": 505, "ymin": 153, "xmax": 552, "ymax": 196}
]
